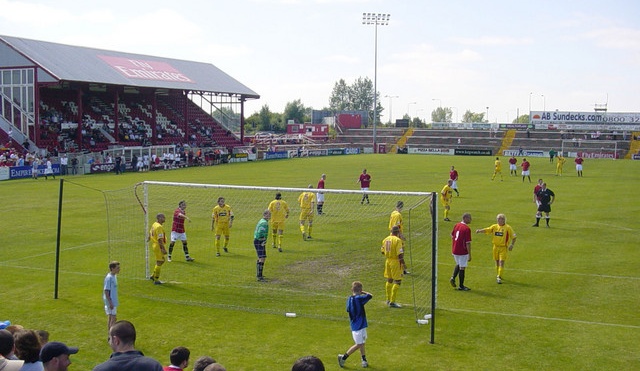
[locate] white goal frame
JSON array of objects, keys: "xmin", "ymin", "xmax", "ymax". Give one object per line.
[{"xmin": 561, "ymin": 139, "xmax": 619, "ymax": 159}]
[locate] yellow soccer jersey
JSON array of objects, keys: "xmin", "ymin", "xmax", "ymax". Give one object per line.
[
  {"xmin": 441, "ymin": 185, "xmax": 453, "ymax": 202},
  {"xmin": 149, "ymin": 222, "xmax": 166, "ymax": 248},
  {"xmin": 389, "ymin": 210, "xmax": 403, "ymax": 232},
  {"xmin": 495, "ymin": 159, "xmax": 502, "ymax": 171},
  {"xmin": 381, "ymin": 235, "xmax": 404, "ymax": 259},
  {"xmin": 213, "ymin": 204, "xmax": 233, "ymax": 224},
  {"xmin": 481, "ymin": 223, "xmax": 516, "ymax": 248},
  {"xmin": 268, "ymin": 199, "xmax": 290, "ymax": 223},
  {"xmin": 298, "ymin": 191, "xmax": 316, "ymax": 210}
]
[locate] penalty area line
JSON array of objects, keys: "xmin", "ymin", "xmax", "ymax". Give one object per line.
[{"xmin": 444, "ymin": 307, "xmax": 640, "ymax": 329}]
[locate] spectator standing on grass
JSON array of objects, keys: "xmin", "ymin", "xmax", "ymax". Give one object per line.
[
  {"xmin": 211, "ymin": 197, "xmax": 233, "ymax": 257},
  {"xmin": 450, "ymin": 213, "xmax": 472, "ymax": 291},
  {"xmin": 382, "ymin": 226, "xmax": 404, "ymax": 308},
  {"xmin": 168, "ymin": 201, "xmax": 194, "ymax": 262},
  {"xmin": 549, "ymin": 148, "xmax": 556, "ymax": 163},
  {"xmin": 508, "ymin": 156, "xmax": 518, "ymax": 176},
  {"xmin": 521, "ymin": 158, "xmax": 531, "ymax": 183},
  {"xmin": 40, "ymin": 341, "xmax": 78, "ymax": 371},
  {"xmin": 268, "ymin": 192, "xmax": 289, "ymax": 252},
  {"xmin": 440, "ymin": 179, "xmax": 453, "ymax": 222},
  {"xmin": 13, "ymin": 329, "xmax": 43, "ymax": 371},
  {"xmin": 338, "ymin": 281, "xmax": 372, "ymax": 368},
  {"xmin": 148, "ymin": 213, "xmax": 167, "ymax": 285},
  {"xmin": 163, "ymin": 346, "xmax": 190, "ymax": 371},
  {"xmin": 491, "ymin": 157, "xmax": 503, "ymax": 181},
  {"xmin": 298, "ymin": 186, "xmax": 315, "ymax": 240},
  {"xmin": 44, "ymin": 157, "xmax": 55, "ymax": 180},
  {"xmin": 356, "ymin": 169, "xmax": 371, "ymax": 204},
  {"xmin": 476, "ymin": 214, "xmax": 516, "ymax": 284},
  {"xmin": 254, "ymin": 209, "xmax": 271, "ymax": 282},
  {"xmin": 575, "ymin": 155, "xmax": 584, "ymax": 177},
  {"xmin": 31, "ymin": 156, "xmax": 39, "ymax": 180},
  {"xmin": 449, "ymin": 166, "xmax": 460, "ymax": 196},
  {"xmin": 533, "ymin": 183, "xmax": 555, "ymax": 228},
  {"xmin": 93, "ymin": 320, "xmax": 162, "ymax": 371},
  {"xmin": 59, "ymin": 154, "xmax": 68, "ymax": 176},
  {"xmin": 316, "ymin": 174, "xmax": 326, "ymax": 215},
  {"xmin": 103, "ymin": 261, "xmax": 120, "ymax": 335},
  {"xmin": 293, "ymin": 356, "xmax": 324, "ymax": 371}
]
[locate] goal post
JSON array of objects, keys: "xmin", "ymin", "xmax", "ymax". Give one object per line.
[{"xmin": 103, "ymin": 181, "xmax": 437, "ymax": 331}]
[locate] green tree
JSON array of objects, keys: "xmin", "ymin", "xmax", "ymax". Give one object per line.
[
  {"xmin": 256, "ymin": 104, "xmax": 284, "ymax": 132},
  {"xmin": 431, "ymin": 107, "xmax": 453, "ymax": 123},
  {"xmin": 461, "ymin": 110, "xmax": 486, "ymax": 123},
  {"xmin": 513, "ymin": 114, "xmax": 530, "ymax": 123},
  {"xmin": 283, "ymin": 99, "xmax": 309, "ymax": 124},
  {"xmin": 328, "ymin": 76, "xmax": 380, "ymax": 127}
]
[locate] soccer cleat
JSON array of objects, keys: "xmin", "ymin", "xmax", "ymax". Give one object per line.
[
  {"xmin": 362, "ymin": 360, "xmax": 369, "ymax": 368},
  {"xmin": 404, "ymin": 270, "xmax": 411, "ymax": 275},
  {"xmin": 167, "ymin": 256, "xmax": 172, "ymax": 262},
  {"xmin": 223, "ymin": 247, "xmax": 228, "ymax": 253},
  {"xmin": 497, "ymin": 276, "xmax": 502, "ymax": 284},
  {"xmin": 338, "ymin": 354, "xmax": 345, "ymax": 368},
  {"xmin": 389, "ymin": 302, "xmax": 402, "ymax": 308},
  {"xmin": 532, "ymin": 224, "xmax": 539, "ymax": 227},
  {"xmin": 186, "ymin": 257, "xmax": 195, "ymax": 262},
  {"xmin": 444, "ymin": 218, "xmax": 451, "ymax": 222},
  {"xmin": 257, "ymin": 276, "xmax": 266, "ymax": 282},
  {"xmin": 216, "ymin": 252, "xmax": 221, "ymax": 257},
  {"xmin": 272, "ymin": 244, "xmax": 277, "ymax": 249},
  {"xmin": 386, "ymin": 300, "xmax": 390, "ymax": 306},
  {"xmin": 278, "ymin": 247, "xmax": 283, "ymax": 252},
  {"xmin": 153, "ymin": 280, "xmax": 164, "ymax": 285},
  {"xmin": 450, "ymin": 277, "xmax": 457, "ymax": 288},
  {"xmin": 458, "ymin": 286, "xmax": 471, "ymax": 291},
  {"xmin": 306, "ymin": 235, "xmax": 312, "ymax": 240},
  {"xmin": 302, "ymin": 232, "xmax": 306, "ymax": 240}
]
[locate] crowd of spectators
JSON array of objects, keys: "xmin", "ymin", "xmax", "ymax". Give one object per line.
[{"xmin": 0, "ymin": 321, "xmax": 324, "ymax": 370}]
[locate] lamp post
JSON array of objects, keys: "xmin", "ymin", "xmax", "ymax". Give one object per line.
[
  {"xmin": 384, "ymin": 94, "xmax": 398, "ymax": 124},
  {"xmin": 541, "ymin": 94, "xmax": 546, "ymax": 111},
  {"xmin": 407, "ymin": 101, "xmax": 417, "ymax": 117},
  {"xmin": 528, "ymin": 92, "xmax": 533, "ymax": 112},
  {"xmin": 486, "ymin": 106, "xmax": 489, "ymax": 123},
  {"xmin": 362, "ymin": 12, "xmax": 390, "ymax": 153}
]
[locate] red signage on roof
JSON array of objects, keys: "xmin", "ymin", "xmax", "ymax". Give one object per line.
[{"xmin": 99, "ymin": 55, "xmax": 194, "ymax": 83}]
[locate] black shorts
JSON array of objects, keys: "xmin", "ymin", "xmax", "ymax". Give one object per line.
[
  {"xmin": 254, "ymin": 239, "xmax": 266, "ymax": 258},
  {"xmin": 538, "ymin": 204, "xmax": 551, "ymax": 213}
]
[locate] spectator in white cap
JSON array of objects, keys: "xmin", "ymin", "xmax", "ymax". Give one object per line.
[{"xmin": 40, "ymin": 341, "xmax": 78, "ymax": 371}]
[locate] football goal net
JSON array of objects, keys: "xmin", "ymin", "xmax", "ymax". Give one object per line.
[
  {"xmin": 561, "ymin": 139, "xmax": 620, "ymax": 159},
  {"xmin": 103, "ymin": 181, "xmax": 436, "ymax": 329}
]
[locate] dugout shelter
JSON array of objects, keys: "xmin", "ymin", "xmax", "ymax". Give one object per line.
[{"xmin": 0, "ymin": 35, "xmax": 260, "ymax": 154}]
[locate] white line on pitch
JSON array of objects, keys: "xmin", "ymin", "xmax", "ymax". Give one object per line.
[{"xmin": 445, "ymin": 307, "xmax": 640, "ymax": 329}]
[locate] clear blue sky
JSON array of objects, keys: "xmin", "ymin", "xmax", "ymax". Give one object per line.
[{"xmin": 1, "ymin": 0, "xmax": 638, "ymax": 123}]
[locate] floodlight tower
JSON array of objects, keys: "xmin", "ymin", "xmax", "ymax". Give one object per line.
[{"xmin": 362, "ymin": 12, "xmax": 390, "ymax": 152}]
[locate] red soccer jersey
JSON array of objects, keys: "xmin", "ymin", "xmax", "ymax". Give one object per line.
[
  {"xmin": 521, "ymin": 161, "xmax": 530, "ymax": 171},
  {"xmin": 451, "ymin": 222, "xmax": 471, "ymax": 255},
  {"xmin": 359, "ymin": 173, "xmax": 371, "ymax": 188},
  {"xmin": 172, "ymin": 207, "xmax": 186, "ymax": 233},
  {"xmin": 509, "ymin": 157, "xmax": 517, "ymax": 165},
  {"xmin": 534, "ymin": 185, "xmax": 542, "ymax": 199},
  {"xmin": 575, "ymin": 157, "xmax": 583, "ymax": 165},
  {"xmin": 317, "ymin": 178, "xmax": 325, "ymax": 189},
  {"xmin": 450, "ymin": 170, "xmax": 458, "ymax": 181}
]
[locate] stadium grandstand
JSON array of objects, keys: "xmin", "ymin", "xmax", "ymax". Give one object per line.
[{"xmin": 0, "ymin": 34, "xmax": 259, "ymax": 160}]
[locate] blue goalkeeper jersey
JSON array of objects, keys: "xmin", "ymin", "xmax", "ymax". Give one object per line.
[{"xmin": 347, "ymin": 293, "xmax": 372, "ymax": 331}]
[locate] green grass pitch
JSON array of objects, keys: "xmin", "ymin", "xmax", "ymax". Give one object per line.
[{"xmin": 2, "ymin": 154, "xmax": 639, "ymax": 370}]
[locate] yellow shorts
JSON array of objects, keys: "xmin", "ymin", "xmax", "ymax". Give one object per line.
[
  {"xmin": 493, "ymin": 245, "xmax": 508, "ymax": 261},
  {"xmin": 384, "ymin": 260, "xmax": 403, "ymax": 281},
  {"xmin": 299, "ymin": 209, "xmax": 314, "ymax": 222},
  {"xmin": 152, "ymin": 244, "xmax": 166, "ymax": 261},
  {"xmin": 271, "ymin": 220, "xmax": 286, "ymax": 231},
  {"xmin": 215, "ymin": 223, "xmax": 230, "ymax": 236}
]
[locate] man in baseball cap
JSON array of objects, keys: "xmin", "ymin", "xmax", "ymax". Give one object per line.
[{"xmin": 40, "ymin": 342, "xmax": 78, "ymax": 371}]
